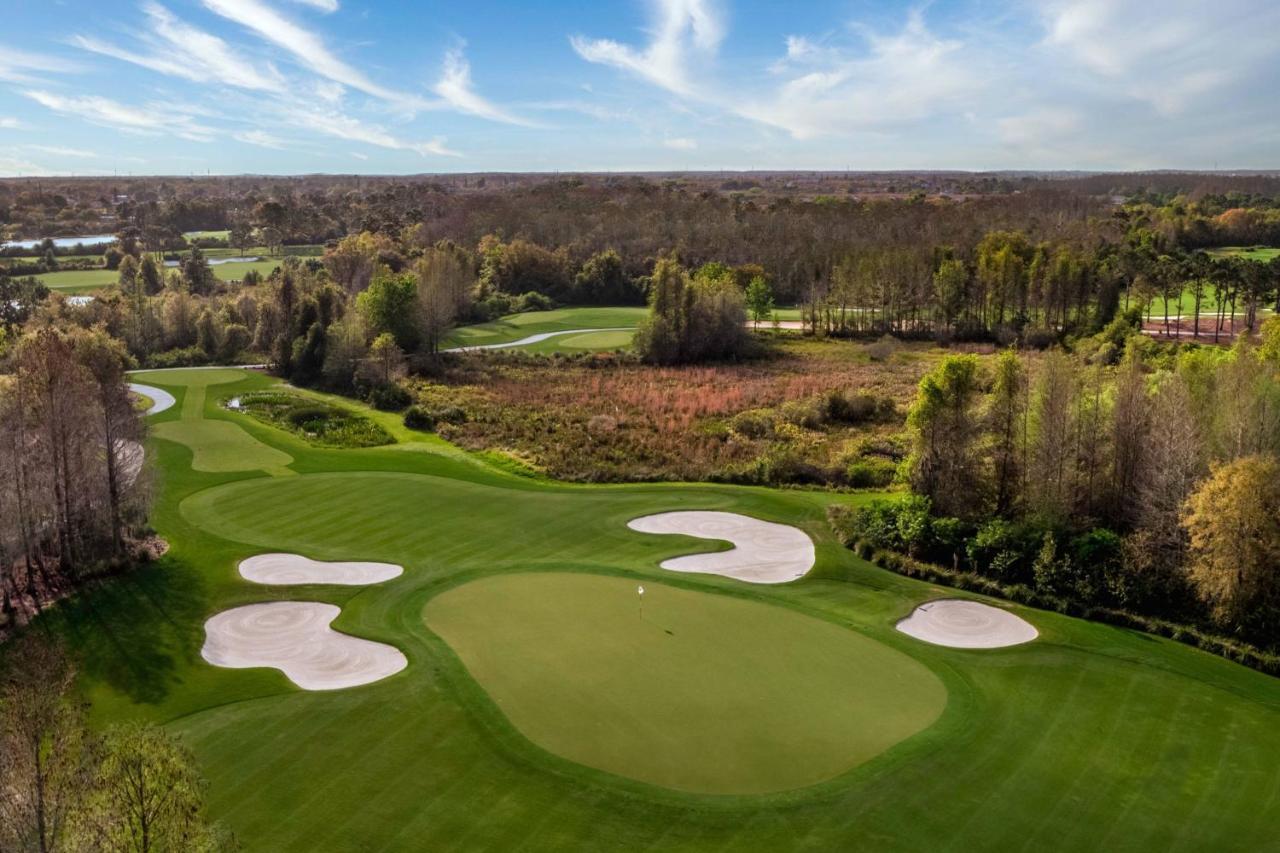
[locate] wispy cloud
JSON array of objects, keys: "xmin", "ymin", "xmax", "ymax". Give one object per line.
[
  {"xmin": 432, "ymin": 44, "xmax": 532, "ymax": 126},
  {"xmin": 740, "ymin": 11, "xmax": 981, "ymax": 138},
  {"xmin": 663, "ymin": 137, "xmax": 697, "ymax": 150},
  {"xmin": 289, "ymin": 0, "xmax": 338, "ymax": 12},
  {"xmin": 571, "ymin": 0, "xmax": 723, "ymax": 97},
  {"xmin": 234, "ymin": 130, "xmax": 290, "ymax": 149},
  {"xmin": 202, "ymin": 0, "xmax": 418, "ymax": 106},
  {"xmin": 27, "ymin": 144, "xmax": 98, "ymax": 158},
  {"xmin": 0, "ymin": 118, "xmax": 24, "ymax": 129},
  {"xmin": 0, "ymin": 45, "xmax": 80, "ymax": 83},
  {"xmin": 71, "ymin": 3, "xmax": 285, "ymax": 93},
  {"xmin": 1039, "ymin": 0, "xmax": 1280, "ymax": 114},
  {"xmin": 280, "ymin": 104, "xmax": 458, "ymax": 157},
  {"xmin": 22, "ymin": 90, "xmax": 216, "ymax": 141}
]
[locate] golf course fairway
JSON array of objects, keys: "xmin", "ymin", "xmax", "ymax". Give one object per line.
[
  {"xmin": 37, "ymin": 366, "xmax": 1280, "ymax": 852},
  {"xmin": 424, "ymin": 572, "xmax": 945, "ymax": 794}
]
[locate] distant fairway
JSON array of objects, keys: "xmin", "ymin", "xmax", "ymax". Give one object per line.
[
  {"xmin": 1207, "ymin": 245, "xmax": 1280, "ymax": 262},
  {"xmin": 37, "ymin": 259, "xmax": 285, "ymax": 293},
  {"xmin": 444, "ymin": 306, "xmax": 646, "ymax": 351},
  {"xmin": 35, "ymin": 364, "xmax": 1280, "ymax": 852},
  {"xmin": 425, "ymin": 572, "xmax": 944, "ymax": 794}
]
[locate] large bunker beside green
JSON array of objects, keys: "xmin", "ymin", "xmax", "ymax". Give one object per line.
[{"xmin": 425, "ymin": 572, "xmax": 947, "ymax": 795}]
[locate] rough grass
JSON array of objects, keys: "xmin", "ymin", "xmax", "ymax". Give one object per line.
[
  {"xmin": 412, "ymin": 338, "xmax": 943, "ymax": 483},
  {"xmin": 27, "ymin": 365, "xmax": 1280, "ymax": 852},
  {"xmin": 233, "ymin": 390, "xmax": 392, "ymax": 448}
]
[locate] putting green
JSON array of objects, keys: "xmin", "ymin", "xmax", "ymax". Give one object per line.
[{"xmin": 425, "ymin": 572, "xmax": 945, "ymax": 794}]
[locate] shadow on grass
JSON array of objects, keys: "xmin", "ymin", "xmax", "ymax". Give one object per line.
[{"xmin": 51, "ymin": 554, "xmax": 209, "ymax": 705}]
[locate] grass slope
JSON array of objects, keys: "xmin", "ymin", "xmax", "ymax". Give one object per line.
[
  {"xmin": 37, "ymin": 260, "xmax": 285, "ymax": 294},
  {"xmin": 33, "ymin": 366, "xmax": 1280, "ymax": 852},
  {"xmin": 444, "ymin": 307, "xmax": 647, "ymax": 350}
]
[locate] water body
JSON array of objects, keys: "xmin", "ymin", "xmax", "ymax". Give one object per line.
[
  {"xmin": 163, "ymin": 256, "xmax": 263, "ymax": 268},
  {"xmin": 2, "ymin": 234, "xmax": 116, "ymax": 250}
]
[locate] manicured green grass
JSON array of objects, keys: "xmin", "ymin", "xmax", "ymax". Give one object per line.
[
  {"xmin": 445, "ymin": 306, "xmax": 647, "ymax": 350},
  {"xmin": 424, "ymin": 572, "xmax": 944, "ymax": 794},
  {"xmin": 37, "ymin": 259, "xmax": 286, "ymax": 294},
  {"xmin": 1207, "ymin": 246, "xmax": 1280, "ymax": 262},
  {"xmin": 33, "ymin": 365, "xmax": 1280, "ymax": 851},
  {"xmin": 185, "ymin": 230, "xmax": 232, "ymax": 241}
]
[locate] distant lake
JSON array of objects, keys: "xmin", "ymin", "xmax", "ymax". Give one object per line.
[
  {"xmin": 3, "ymin": 234, "xmax": 116, "ymax": 250},
  {"xmin": 163, "ymin": 256, "xmax": 263, "ymax": 268}
]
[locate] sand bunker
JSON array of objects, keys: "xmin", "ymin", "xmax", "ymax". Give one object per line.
[
  {"xmin": 128, "ymin": 383, "xmax": 176, "ymax": 415},
  {"xmin": 239, "ymin": 553, "xmax": 403, "ymax": 586},
  {"xmin": 627, "ymin": 511, "xmax": 815, "ymax": 584},
  {"xmin": 896, "ymin": 599, "xmax": 1038, "ymax": 649},
  {"xmin": 201, "ymin": 602, "xmax": 407, "ymax": 690}
]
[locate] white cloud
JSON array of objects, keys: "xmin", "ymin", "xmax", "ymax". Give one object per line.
[
  {"xmin": 202, "ymin": 0, "xmax": 418, "ymax": 106},
  {"xmin": 72, "ymin": 3, "xmax": 285, "ymax": 93},
  {"xmin": 663, "ymin": 137, "xmax": 697, "ymax": 150},
  {"xmin": 997, "ymin": 109, "xmax": 1081, "ymax": 147},
  {"xmin": 350, "ymin": 151, "xmax": 368, "ymax": 160},
  {"xmin": 1039, "ymin": 0, "xmax": 1280, "ymax": 114},
  {"xmin": 26, "ymin": 145, "xmax": 98, "ymax": 158},
  {"xmin": 433, "ymin": 44, "xmax": 532, "ymax": 125},
  {"xmin": 289, "ymin": 0, "xmax": 338, "ymax": 11},
  {"xmin": 234, "ymin": 130, "xmax": 289, "ymax": 149},
  {"xmin": 0, "ymin": 45, "xmax": 80, "ymax": 83},
  {"xmin": 22, "ymin": 90, "xmax": 216, "ymax": 141},
  {"xmin": 0, "ymin": 118, "xmax": 23, "ymax": 129},
  {"xmin": 0, "ymin": 154, "xmax": 62, "ymax": 177},
  {"xmin": 738, "ymin": 11, "xmax": 980, "ymax": 138},
  {"xmin": 571, "ymin": 0, "xmax": 723, "ymax": 97},
  {"xmin": 279, "ymin": 104, "xmax": 458, "ymax": 157}
]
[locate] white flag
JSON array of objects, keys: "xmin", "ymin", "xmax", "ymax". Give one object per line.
[{"xmin": 638, "ymin": 585, "xmax": 645, "ymax": 596}]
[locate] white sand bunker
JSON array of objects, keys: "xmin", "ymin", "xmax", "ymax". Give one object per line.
[
  {"xmin": 128, "ymin": 383, "xmax": 175, "ymax": 415},
  {"xmin": 896, "ymin": 600, "xmax": 1038, "ymax": 649},
  {"xmin": 202, "ymin": 602, "xmax": 407, "ymax": 690},
  {"xmin": 239, "ymin": 553, "xmax": 403, "ymax": 586},
  {"xmin": 627, "ymin": 511, "xmax": 815, "ymax": 584}
]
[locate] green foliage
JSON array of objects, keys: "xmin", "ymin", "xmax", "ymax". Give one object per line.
[
  {"xmin": 235, "ymin": 390, "xmax": 392, "ymax": 447},
  {"xmin": 357, "ymin": 273, "xmax": 418, "ymax": 350},
  {"xmin": 745, "ymin": 275, "xmax": 774, "ymax": 327},
  {"xmin": 634, "ymin": 256, "xmax": 749, "ymax": 364},
  {"xmin": 906, "ymin": 354, "xmax": 984, "ymax": 518}
]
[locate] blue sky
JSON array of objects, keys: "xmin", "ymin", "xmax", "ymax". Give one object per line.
[{"xmin": 1, "ymin": 0, "xmax": 1277, "ymax": 175}]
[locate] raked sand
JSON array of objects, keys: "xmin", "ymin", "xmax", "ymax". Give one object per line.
[
  {"xmin": 128, "ymin": 382, "xmax": 176, "ymax": 415},
  {"xmin": 627, "ymin": 511, "xmax": 815, "ymax": 584},
  {"xmin": 896, "ymin": 599, "xmax": 1038, "ymax": 648},
  {"xmin": 201, "ymin": 602, "xmax": 407, "ymax": 690},
  {"xmin": 239, "ymin": 553, "xmax": 403, "ymax": 586}
]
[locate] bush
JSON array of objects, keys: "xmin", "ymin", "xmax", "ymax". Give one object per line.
[
  {"xmin": 846, "ymin": 457, "xmax": 897, "ymax": 488},
  {"xmin": 511, "ymin": 291, "xmax": 556, "ymax": 313},
  {"xmin": 432, "ymin": 405, "xmax": 467, "ymax": 425},
  {"xmin": 145, "ymin": 346, "xmax": 210, "ymax": 368},
  {"xmin": 369, "ymin": 383, "xmax": 411, "ymax": 411},
  {"xmin": 823, "ymin": 390, "xmax": 886, "ymax": 424},
  {"xmin": 403, "ymin": 405, "xmax": 436, "ymax": 431}
]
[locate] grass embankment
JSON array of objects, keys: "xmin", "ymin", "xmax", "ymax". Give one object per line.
[
  {"xmin": 443, "ymin": 306, "xmax": 647, "ymax": 351},
  {"xmin": 28, "ymin": 365, "xmax": 1280, "ymax": 851}
]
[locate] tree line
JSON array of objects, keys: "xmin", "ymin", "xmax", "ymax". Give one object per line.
[
  {"xmin": 838, "ymin": 321, "xmax": 1280, "ymax": 653},
  {"xmin": 1, "ymin": 326, "xmax": 151, "ymax": 633}
]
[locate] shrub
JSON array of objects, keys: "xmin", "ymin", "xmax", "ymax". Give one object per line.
[
  {"xmin": 846, "ymin": 457, "xmax": 897, "ymax": 488},
  {"xmin": 432, "ymin": 405, "xmax": 467, "ymax": 425},
  {"xmin": 511, "ymin": 291, "xmax": 556, "ymax": 313},
  {"xmin": 864, "ymin": 334, "xmax": 901, "ymax": 362},
  {"xmin": 730, "ymin": 410, "xmax": 774, "ymax": 439},
  {"xmin": 823, "ymin": 390, "xmax": 889, "ymax": 424},
  {"xmin": 403, "ymin": 405, "xmax": 436, "ymax": 431},
  {"xmin": 369, "ymin": 383, "xmax": 411, "ymax": 411}
]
